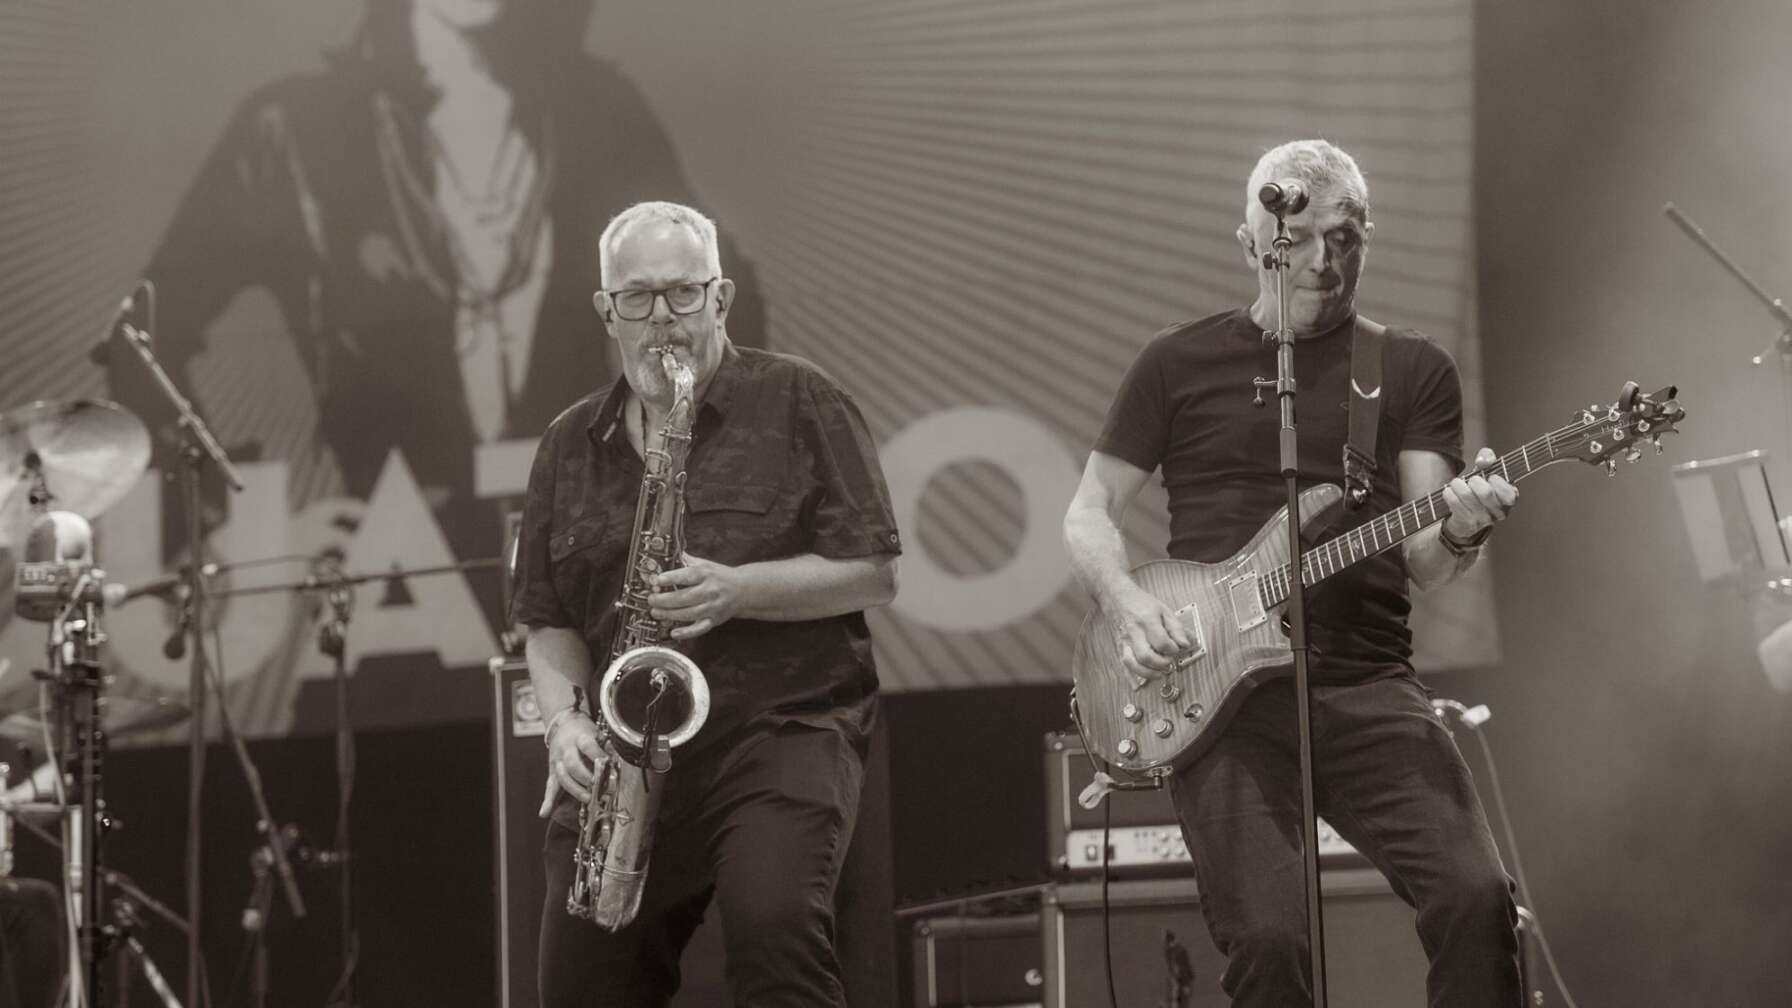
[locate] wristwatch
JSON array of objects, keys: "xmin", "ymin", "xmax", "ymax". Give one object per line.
[{"xmin": 1439, "ymin": 520, "xmax": 1491, "ymax": 556}]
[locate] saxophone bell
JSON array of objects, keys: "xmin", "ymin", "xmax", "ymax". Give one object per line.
[{"xmin": 597, "ymin": 645, "xmax": 711, "ymax": 754}]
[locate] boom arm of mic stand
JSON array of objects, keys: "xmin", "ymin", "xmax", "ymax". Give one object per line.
[
  {"xmin": 1662, "ymin": 203, "xmax": 1792, "ymax": 363},
  {"xmin": 117, "ymin": 322, "xmax": 243, "ymax": 491}
]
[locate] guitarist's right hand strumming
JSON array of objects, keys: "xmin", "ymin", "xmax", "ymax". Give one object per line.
[{"xmin": 1103, "ymin": 582, "xmax": 1196, "ymax": 681}]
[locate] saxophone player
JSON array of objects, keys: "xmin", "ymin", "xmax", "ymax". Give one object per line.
[{"xmin": 510, "ymin": 201, "xmax": 902, "ymax": 1007}]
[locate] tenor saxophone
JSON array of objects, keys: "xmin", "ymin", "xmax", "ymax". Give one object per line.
[{"xmin": 566, "ymin": 349, "xmax": 712, "ymax": 930}]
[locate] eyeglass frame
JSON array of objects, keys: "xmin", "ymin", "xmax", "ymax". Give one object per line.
[{"xmin": 599, "ymin": 277, "xmax": 720, "ymax": 322}]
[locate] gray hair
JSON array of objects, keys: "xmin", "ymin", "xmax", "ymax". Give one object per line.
[
  {"xmin": 1245, "ymin": 139, "xmax": 1371, "ymax": 222},
  {"xmin": 598, "ymin": 201, "xmax": 723, "ymax": 286}
]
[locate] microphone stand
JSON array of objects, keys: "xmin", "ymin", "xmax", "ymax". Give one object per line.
[
  {"xmin": 115, "ymin": 285, "xmax": 252, "ymax": 1008},
  {"xmin": 317, "ymin": 572, "xmax": 359, "ymax": 1008},
  {"xmin": 1252, "ymin": 211, "xmax": 1328, "ymax": 1006},
  {"xmin": 209, "ymin": 557, "xmax": 502, "ymax": 1008},
  {"xmin": 1662, "ymin": 203, "xmax": 1792, "ymax": 369}
]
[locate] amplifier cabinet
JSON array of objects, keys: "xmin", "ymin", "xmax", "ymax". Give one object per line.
[
  {"xmin": 493, "ymin": 657, "xmax": 550, "ymax": 1008},
  {"xmin": 911, "ymin": 913, "xmax": 1044, "ymax": 1008},
  {"xmin": 1043, "ymin": 731, "xmax": 1361, "ymax": 875},
  {"xmin": 1040, "ymin": 869, "xmax": 1429, "ymax": 1008}
]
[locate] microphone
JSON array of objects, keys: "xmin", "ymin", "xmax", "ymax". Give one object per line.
[
  {"xmin": 88, "ymin": 289, "xmax": 141, "ymax": 366},
  {"xmin": 163, "ymin": 616, "xmax": 189, "ymax": 661},
  {"xmin": 13, "ymin": 511, "xmax": 94, "ymax": 621},
  {"xmin": 1257, "ymin": 179, "xmax": 1309, "ymax": 217}
]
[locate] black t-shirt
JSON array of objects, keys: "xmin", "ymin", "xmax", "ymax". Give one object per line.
[{"xmin": 1095, "ymin": 309, "xmax": 1464, "ymax": 682}]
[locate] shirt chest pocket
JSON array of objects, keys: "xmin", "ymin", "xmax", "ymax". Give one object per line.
[
  {"xmin": 681, "ymin": 482, "xmax": 793, "ymax": 563},
  {"xmin": 547, "ymin": 512, "xmax": 618, "ymax": 606}
]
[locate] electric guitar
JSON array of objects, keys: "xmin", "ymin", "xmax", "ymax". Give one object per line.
[{"xmin": 1069, "ymin": 382, "xmax": 1685, "ymax": 775}]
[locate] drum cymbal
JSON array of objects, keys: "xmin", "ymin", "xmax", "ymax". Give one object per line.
[
  {"xmin": 0, "ymin": 398, "xmax": 151, "ymax": 544},
  {"xmin": 0, "ymin": 693, "xmax": 189, "ymax": 746}
]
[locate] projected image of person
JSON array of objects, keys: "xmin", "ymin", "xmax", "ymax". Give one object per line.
[
  {"xmin": 512, "ymin": 201, "xmax": 899, "ymax": 1006},
  {"xmin": 1063, "ymin": 140, "xmax": 1522, "ymax": 1006},
  {"xmin": 103, "ymin": 0, "xmax": 763, "ymax": 584}
]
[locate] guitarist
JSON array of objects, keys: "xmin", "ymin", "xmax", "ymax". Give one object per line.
[{"xmin": 1063, "ymin": 140, "xmax": 1523, "ymax": 1006}]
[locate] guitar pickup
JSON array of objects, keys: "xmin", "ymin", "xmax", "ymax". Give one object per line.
[{"xmin": 1227, "ymin": 570, "xmax": 1268, "ymax": 632}]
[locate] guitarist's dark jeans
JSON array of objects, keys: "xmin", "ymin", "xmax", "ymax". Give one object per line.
[{"xmin": 1171, "ymin": 672, "xmax": 1522, "ymax": 1007}]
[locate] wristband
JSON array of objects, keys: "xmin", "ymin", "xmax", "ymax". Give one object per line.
[
  {"xmin": 1439, "ymin": 520, "xmax": 1491, "ymax": 557},
  {"xmin": 542, "ymin": 705, "xmax": 593, "ymax": 748}
]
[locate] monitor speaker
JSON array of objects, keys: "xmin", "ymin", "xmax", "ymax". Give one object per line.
[
  {"xmin": 1041, "ymin": 870, "xmax": 1429, "ymax": 1008},
  {"xmin": 911, "ymin": 913, "xmax": 1043, "ymax": 1008}
]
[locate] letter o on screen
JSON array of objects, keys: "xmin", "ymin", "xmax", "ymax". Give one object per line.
[{"xmin": 881, "ymin": 407, "xmax": 1077, "ymax": 631}]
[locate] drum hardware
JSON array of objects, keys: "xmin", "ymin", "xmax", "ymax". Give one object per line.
[
  {"xmin": 7, "ymin": 808, "xmax": 189, "ymax": 1007},
  {"xmin": 1, "ymin": 392, "xmax": 160, "ymax": 1006}
]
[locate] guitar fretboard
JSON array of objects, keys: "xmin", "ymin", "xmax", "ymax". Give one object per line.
[{"xmin": 1255, "ymin": 416, "xmax": 1606, "ymax": 608}]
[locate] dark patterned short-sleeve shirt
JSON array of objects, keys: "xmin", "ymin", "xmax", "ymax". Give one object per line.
[{"xmin": 510, "ymin": 342, "xmax": 902, "ymax": 752}]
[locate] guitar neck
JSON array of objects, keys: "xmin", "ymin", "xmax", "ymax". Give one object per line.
[{"xmin": 1258, "ymin": 426, "xmax": 1578, "ymax": 609}]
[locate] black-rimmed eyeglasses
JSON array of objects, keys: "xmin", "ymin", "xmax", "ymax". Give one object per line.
[{"xmin": 603, "ymin": 278, "xmax": 718, "ymax": 321}]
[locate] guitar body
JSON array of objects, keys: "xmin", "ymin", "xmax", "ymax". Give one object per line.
[{"xmin": 1070, "ymin": 484, "xmax": 1343, "ymax": 773}]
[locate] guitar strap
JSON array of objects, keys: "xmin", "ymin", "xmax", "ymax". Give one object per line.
[{"xmin": 1345, "ymin": 315, "xmax": 1386, "ymax": 509}]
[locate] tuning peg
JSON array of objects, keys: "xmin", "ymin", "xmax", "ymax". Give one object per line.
[
  {"xmin": 1604, "ymin": 459, "xmax": 1618, "ymax": 477},
  {"xmin": 1625, "ymin": 447, "xmax": 1642, "ymax": 463},
  {"xmin": 1653, "ymin": 438, "xmax": 1665, "ymax": 454}
]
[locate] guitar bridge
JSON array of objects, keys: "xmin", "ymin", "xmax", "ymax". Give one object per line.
[{"xmin": 1226, "ymin": 570, "xmax": 1267, "ymax": 632}]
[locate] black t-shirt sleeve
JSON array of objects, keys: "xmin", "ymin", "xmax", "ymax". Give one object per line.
[
  {"xmin": 1397, "ymin": 333, "xmax": 1465, "ymax": 473},
  {"xmin": 801, "ymin": 376, "xmax": 904, "ymax": 559},
  {"xmin": 1094, "ymin": 336, "xmax": 1172, "ymax": 471},
  {"xmin": 509, "ymin": 419, "xmax": 573, "ymax": 629}
]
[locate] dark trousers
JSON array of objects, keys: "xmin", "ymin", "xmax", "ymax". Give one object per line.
[
  {"xmin": 1171, "ymin": 674, "xmax": 1521, "ymax": 1007},
  {"xmin": 539, "ymin": 722, "xmax": 863, "ymax": 1007},
  {"xmin": 0, "ymin": 878, "xmax": 63, "ymax": 1008}
]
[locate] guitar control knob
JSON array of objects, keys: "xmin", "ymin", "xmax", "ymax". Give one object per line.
[
  {"xmin": 1152, "ymin": 718, "xmax": 1174, "ymax": 738},
  {"xmin": 1183, "ymin": 703, "xmax": 1205, "ymax": 722},
  {"xmin": 1116, "ymin": 738, "xmax": 1138, "ymax": 759},
  {"xmin": 1121, "ymin": 703, "xmax": 1142, "ymax": 722},
  {"xmin": 1159, "ymin": 681, "xmax": 1183, "ymax": 702}
]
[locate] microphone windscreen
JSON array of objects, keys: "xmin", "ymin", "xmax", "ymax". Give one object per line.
[{"xmin": 24, "ymin": 512, "xmax": 92, "ymax": 564}]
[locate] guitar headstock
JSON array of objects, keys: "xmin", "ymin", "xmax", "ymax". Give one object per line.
[{"xmin": 1559, "ymin": 382, "xmax": 1685, "ymax": 473}]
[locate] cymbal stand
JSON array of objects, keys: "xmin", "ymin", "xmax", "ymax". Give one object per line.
[{"xmin": 116, "ymin": 288, "xmax": 245, "ymax": 1008}]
